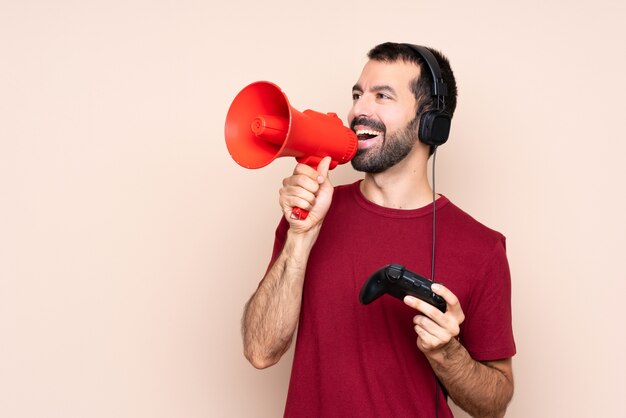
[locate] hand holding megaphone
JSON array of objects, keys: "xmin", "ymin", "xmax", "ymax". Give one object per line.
[{"xmin": 224, "ymin": 81, "xmax": 357, "ymax": 219}]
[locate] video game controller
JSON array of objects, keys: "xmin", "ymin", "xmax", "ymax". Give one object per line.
[{"xmin": 359, "ymin": 264, "xmax": 447, "ymax": 312}]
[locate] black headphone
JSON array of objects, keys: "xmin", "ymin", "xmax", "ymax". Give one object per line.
[{"xmin": 402, "ymin": 44, "xmax": 452, "ymax": 147}]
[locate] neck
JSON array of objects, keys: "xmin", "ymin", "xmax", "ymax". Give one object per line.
[{"xmin": 359, "ymin": 147, "xmax": 434, "ymax": 209}]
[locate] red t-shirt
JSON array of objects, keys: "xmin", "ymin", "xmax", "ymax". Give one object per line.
[{"xmin": 268, "ymin": 181, "xmax": 516, "ymax": 417}]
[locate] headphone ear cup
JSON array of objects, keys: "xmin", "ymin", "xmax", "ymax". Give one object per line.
[{"xmin": 419, "ymin": 110, "xmax": 452, "ymax": 146}]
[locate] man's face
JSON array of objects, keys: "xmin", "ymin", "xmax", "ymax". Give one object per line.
[{"xmin": 348, "ymin": 59, "xmax": 421, "ymax": 173}]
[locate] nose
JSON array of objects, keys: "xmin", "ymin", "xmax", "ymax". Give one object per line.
[{"xmin": 349, "ymin": 94, "xmax": 374, "ymax": 121}]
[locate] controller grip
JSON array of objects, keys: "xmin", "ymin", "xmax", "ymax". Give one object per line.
[{"xmin": 359, "ymin": 264, "xmax": 447, "ymax": 312}]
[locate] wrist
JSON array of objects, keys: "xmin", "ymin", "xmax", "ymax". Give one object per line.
[
  {"xmin": 424, "ymin": 337, "xmax": 465, "ymax": 366},
  {"xmin": 284, "ymin": 225, "xmax": 322, "ymax": 258}
]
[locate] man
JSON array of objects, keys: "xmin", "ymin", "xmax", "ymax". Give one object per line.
[{"xmin": 242, "ymin": 42, "xmax": 516, "ymax": 417}]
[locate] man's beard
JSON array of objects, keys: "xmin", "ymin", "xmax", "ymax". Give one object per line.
[{"xmin": 351, "ymin": 116, "xmax": 420, "ymax": 174}]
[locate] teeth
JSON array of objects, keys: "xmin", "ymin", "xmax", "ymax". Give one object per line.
[{"xmin": 355, "ymin": 129, "xmax": 382, "ymax": 136}]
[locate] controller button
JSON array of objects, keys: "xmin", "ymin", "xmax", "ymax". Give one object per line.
[{"xmin": 387, "ymin": 266, "xmax": 402, "ymax": 282}]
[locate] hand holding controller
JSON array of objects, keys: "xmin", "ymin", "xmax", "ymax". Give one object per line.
[{"xmin": 359, "ymin": 264, "xmax": 447, "ymax": 312}]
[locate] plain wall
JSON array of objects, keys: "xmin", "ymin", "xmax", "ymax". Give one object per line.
[{"xmin": 2, "ymin": 0, "xmax": 625, "ymax": 417}]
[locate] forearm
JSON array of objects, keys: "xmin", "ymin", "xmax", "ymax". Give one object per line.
[
  {"xmin": 242, "ymin": 227, "xmax": 320, "ymax": 369},
  {"xmin": 426, "ymin": 340, "xmax": 513, "ymax": 418}
]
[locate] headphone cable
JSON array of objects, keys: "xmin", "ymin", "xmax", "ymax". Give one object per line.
[
  {"xmin": 431, "ymin": 145, "xmax": 438, "ymax": 282},
  {"xmin": 431, "ymin": 145, "xmax": 440, "ymax": 418}
]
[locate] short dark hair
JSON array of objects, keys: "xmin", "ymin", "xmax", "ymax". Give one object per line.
[{"xmin": 367, "ymin": 42, "xmax": 458, "ymax": 121}]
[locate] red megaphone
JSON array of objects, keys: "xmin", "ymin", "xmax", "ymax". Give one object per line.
[{"xmin": 225, "ymin": 81, "xmax": 357, "ymax": 220}]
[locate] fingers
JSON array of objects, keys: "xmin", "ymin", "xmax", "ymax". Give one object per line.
[
  {"xmin": 279, "ymin": 157, "xmax": 334, "ymax": 225},
  {"xmin": 280, "ymin": 164, "xmax": 322, "ymax": 210},
  {"xmin": 431, "ymin": 283, "xmax": 460, "ymax": 310},
  {"xmin": 410, "ymin": 311, "xmax": 460, "ymax": 352},
  {"xmin": 316, "ymin": 156, "xmax": 332, "ymax": 181},
  {"xmin": 404, "ymin": 284, "xmax": 465, "ymax": 353},
  {"xmin": 280, "ymin": 169, "xmax": 320, "ymax": 212},
  {"xmin": 412, "ymin": 312, "xmax": 458, "ymax": 340},
  {"xmin": 404, "ymin": 284, "xmax": 464, "ymax": 323},
  {"xmin": 412, "ymin": 316, "xmax": 448, "ymax": 351},
  {"xmin": 404, "ymin": 295, "xmax": 460, "ymax": 337},
  {"xmin": 403, "ymin": 294, "xmax": 446, "ymax": 321}
]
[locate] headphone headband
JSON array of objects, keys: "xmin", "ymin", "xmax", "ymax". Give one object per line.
[
  {"xmin": 401, "ymin": 44, "xmax": 448, "ymax": 110},
  {"xmin": 400, "ymin": 43, "xmax": 451, "ymax": 146}
]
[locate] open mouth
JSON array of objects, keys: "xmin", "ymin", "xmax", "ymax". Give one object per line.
[{"xmin": 355, "ymin": 129, "xmax": 383, "ymax": 141}]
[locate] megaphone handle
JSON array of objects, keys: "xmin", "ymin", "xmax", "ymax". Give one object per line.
[
  {"xmin": 290, "ymin": 207, "xmax": 309, "ymax": 220},
  {"xmin": 289, "ymin": 156, "xmax": 340, "ymax": 220}
]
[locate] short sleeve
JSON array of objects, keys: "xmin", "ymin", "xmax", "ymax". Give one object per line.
[{"xmin": 460, "ymin": 237, "xmax": 516, "ymax": 361}]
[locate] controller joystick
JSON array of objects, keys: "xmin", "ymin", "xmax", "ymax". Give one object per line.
[{"xmin": 359, "ymin": 264, "xmax": 447, "ymax": 312}]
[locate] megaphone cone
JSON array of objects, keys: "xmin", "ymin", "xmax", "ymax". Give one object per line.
[
  {"xmin": 224, "ymin": 81, "xmax": 357, "ymax": 170},
  {"xmin": 224, "ymin": 81, "xmax": 358, "ymax": 220}
]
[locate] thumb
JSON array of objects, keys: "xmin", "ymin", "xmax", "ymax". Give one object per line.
[{"xmin": 316, "ymin": 156, "xmax": 333, "ymax": 183}]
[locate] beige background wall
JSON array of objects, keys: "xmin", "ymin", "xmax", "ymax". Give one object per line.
[{"xmin": 2, "ymin": 0, "xmax": 625, "ymax": 417}]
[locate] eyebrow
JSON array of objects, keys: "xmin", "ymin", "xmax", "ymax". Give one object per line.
[{"xmin": 352, "ymin": 83, "xmax": 397, "ymax": 96}]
